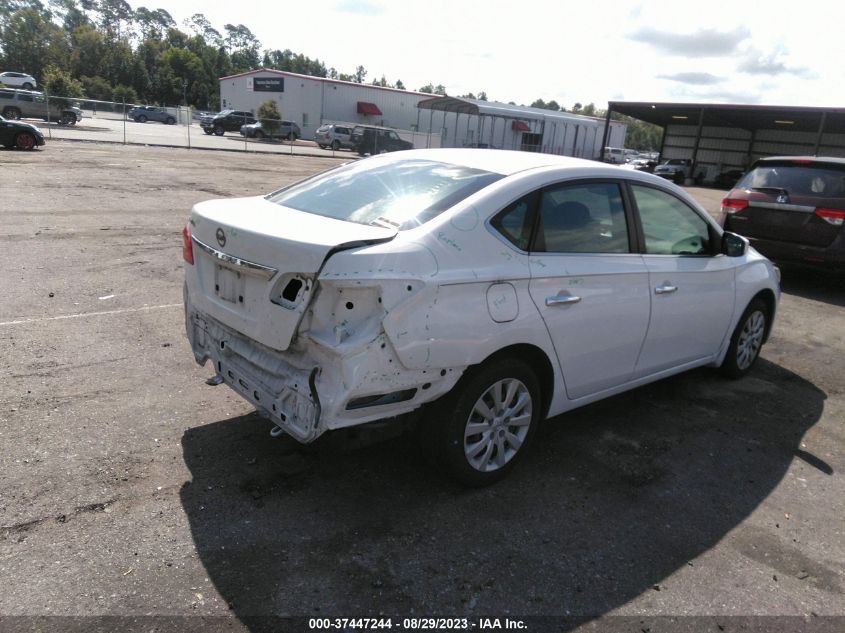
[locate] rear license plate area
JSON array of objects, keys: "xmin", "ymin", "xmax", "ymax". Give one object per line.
[{"xmin": 214, "ymin": 264, "xmax": 245, "ymax": 304}]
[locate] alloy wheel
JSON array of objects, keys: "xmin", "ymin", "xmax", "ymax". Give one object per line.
[
  {"xmin": 736, "ymin": 310, "xmax": 765, "ymax": 370},
  {"xmin": 463, "ymin": 378, "xmax": 532, "ymax": 472}
]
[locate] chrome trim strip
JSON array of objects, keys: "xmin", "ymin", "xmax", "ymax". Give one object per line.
[
  {"xmin": 191, "ymin": 236, "xmax": 278, "ymax": 280},
  {"xmin": 748, "ymin": 200, "xmax": 815, "ymax": 213}
]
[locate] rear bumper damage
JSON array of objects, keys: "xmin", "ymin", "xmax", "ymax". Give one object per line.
[{"xmin": 185, "ymin": 293, "xmax": 461, "ymax": 443}]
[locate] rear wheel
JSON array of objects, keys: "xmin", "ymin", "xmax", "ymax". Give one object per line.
[
  {"xmin": 331, "ymin": 140, "xmax": 340, "ymax": 151},
  {"xmin": 721, "ymin": 298, "xmax": 769, "ymax": 379},
  {"xmin": 15, "ymin": 132, "xmax": 36, "ymax": 150},
  {"xmin": 22, "ymin": 82, "xmax": 34, "ymax": 90},
  {"xmin": 254, "ymin": 130, "xmax": 264, "ymax": 139},
  {"xmin": 3, "ymin": 107, "xmax": 21, "ymax": 120},
  {"xmin": 138, "ymin": 115, "xmax": 147, "ymax": 123},
  {"xmin": 424, "ymin": 358, "xmax": 541, "ymax": 486},
  {"xmin": 214, "ymin": 125, "xmax": 225, "ymax": 136},
  {"xmin": 166, "ymin": 117, "xmax": 176, "ymax": 125}
]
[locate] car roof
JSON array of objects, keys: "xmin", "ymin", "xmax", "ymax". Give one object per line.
[
  {"xmin": 365, "ymin": 148, "xmax": 628, "ymax": 176},
  {"xmin": 756, "ymin": 156, "xmax": 845, "ymax": 167}
]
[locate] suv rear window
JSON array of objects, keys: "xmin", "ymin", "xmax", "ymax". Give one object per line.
[
  {"xmin": 267, "ymin": 159, "xmax": 503, "ymax": 229},
  {"xmin": 738, "ymin": 161, "xmax": 845, "ymax": 198}
]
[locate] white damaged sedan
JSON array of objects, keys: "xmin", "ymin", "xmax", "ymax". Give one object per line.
[{"xmin": 183, "ymin": 149, "xmax": 780, "ymax": 485}]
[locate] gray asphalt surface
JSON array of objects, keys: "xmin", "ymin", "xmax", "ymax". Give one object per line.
[{"xmin": 0, "ymin": 141, "xmax": 843, "ymax": 633}]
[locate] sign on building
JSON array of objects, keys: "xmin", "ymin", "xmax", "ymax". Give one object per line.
[{"xmin": 247, "ymin": 77, "xmax": 284, "ymax": 92}]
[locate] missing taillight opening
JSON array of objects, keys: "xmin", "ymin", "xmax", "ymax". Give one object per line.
[{"xmin": 182, "ymin": 225, "xmax": 194, "ymax": 264}]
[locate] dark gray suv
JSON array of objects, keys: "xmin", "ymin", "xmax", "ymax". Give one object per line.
[
  {"xmin": 128, "ymin": 105, "xmax": 176, "ymax": 124},
  {"xmin": 722, "ymin": 156, "xmax": 845, "ymax": 270}
]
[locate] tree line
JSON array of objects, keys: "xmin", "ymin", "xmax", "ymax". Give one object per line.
[{"xmin": 0, "ymin": 0, "xmax": 660, "ymax": 147}]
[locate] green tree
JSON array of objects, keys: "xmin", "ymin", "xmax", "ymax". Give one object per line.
[
  {"xmin": 80, "ymin": 74, "xmax": 112, "ymax": 99},
  {"xmin": 112, "ymin": 83, "xmax": 138, "ymax": 110},
  {"xmin": 257, "ymin": 99, "xmax": 280, "ymax": 135},
  {"xmin": 354, "ymin": 64, "xmax": 367, "ymax": 83},
  {"xmin": 42, "ymin": 64, "xmax": 83, "ymax": 106},
  {"xmin": 0, "ymin": 7, "xmax": 62, "ymax": 79}
]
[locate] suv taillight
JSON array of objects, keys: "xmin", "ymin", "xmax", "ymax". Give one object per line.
[
  {"xmin": 182, "ymin": 225, "xmax": 194, "ymax": 264},
  {"xmin": 815, "ymin": 207, "xmax": 845, "ymax": 226},
  {"xmin": 721, "ymin": 198, "xmax": 748, "ymax": 214}
]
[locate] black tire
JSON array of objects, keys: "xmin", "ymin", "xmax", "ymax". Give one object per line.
[
  {"xmin": 138, "ymin": 115, "xmax": 147, "ymax": 123},
  {"xmin": 203, "ymin": 128, "xmax": 213, "ymax": 135},
  {"xmin": 318, "ymin": 144, "xmax": 327, "ymax": 149},
  {"xmin": 213, "ymin": 125, "xmax": 225, "ymax": 136},
  {"xmin": 721, "ymin": 298, "xmax": 769, "ymax": 379},
  {"xmin": 330, "ymin": 140, "xmax": 341, "ymax": 151},
  {"xmin": 22, "ymin": 82, "xmax": 33, "ymax": 90},
  {"xmin": 424, "ymin": 357, "xmax": 542, "ymax": 487},
  {"xmin": 14, "ymin": 132, "xmax": 36, "ymax": 150},
  {"xmin": 3, "ymin": 107, "xmax": 21, "ymax": 120},
  {"xmin": 674, "ymin": 172, "xmax": 685, "ymax": 185},
  {"xmin": 254, "ymin": 130, "xmax": 264, "ymax": 139},
  {"xmin": 166, "ymin": 117, "xmax": 175, "ymax": 125}
]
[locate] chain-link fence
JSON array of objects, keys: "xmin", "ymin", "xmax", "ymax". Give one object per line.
[{"xmin": 1, "ymin": 89, "xmax": 439, "ymax": 157}]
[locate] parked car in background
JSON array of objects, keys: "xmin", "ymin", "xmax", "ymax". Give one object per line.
[
  {"xmin": 240, "ymin": 119, "xmax": 300, "ymax": 141},
  {"xmin": 0, "ymin": 113, "xmax": 45, "ymax": 149},
  {"xmin": 182, "ymin": 148, "xmax": 780, "ymax": 486},
  {"xmin": 200, "ymin": 110, "xmax": 256, "ymax": 136},
  {"xmin": 351, "ymin": 125, "xmax": 413, "ymax": 155},
  {"xmin": 603, "ymin": 147, "xmax": 626, "ymax": 164},
  {"xmin": 128, "ymin": 105, "xmax": 176, "ymax": 124},
  {"xmin": 722, "ymin": 156, "xmax": 845, "ymax": 270},
  {"xmin": 654, "ymin": 159, "xmax": 693, "ymax": 184},
  {"xmin": 0, "ymin": 71, "xmax": 36, "ymax": 90},
  {"xmin": 314, "ymin": 123, "xmax": 354, "ymax": 150},
  {"xmin": 0, "ymin": 89, "xmax": 81, "ymax": 124},
  {"xmin": 713, "ymin": 169, "xmax": 745, "ymax": 189},
  {"xmin": 628, "ymin": 158, "xmax": 657, "ymax": 173}
]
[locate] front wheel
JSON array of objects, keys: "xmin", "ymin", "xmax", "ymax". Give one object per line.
[
  {"xmin": 203, "ymin": 128, "xmax": 213, "ymax": 135},
  {"xmin": 3, "ymin": 107, "xmax": 21, "ymax": 120},
  {"xmin": 721, "ymin": 299, "xmax": 769, "ymax": 379},
  {"xmin": 166, "ymin": 117, "xmax": 176, "ymax": 125},
  {"xmin": 331, "ymin": 140, "xmax": 341, "ymax": 151},
  {"xmin": 15, "ymin": 132, "xmax": 36, "ymax": 150},
  {"xmin": 425, "ymin": 358, "xmax": 541, "ymax": 486},
  {"xmin": 138, "ymin": 115, "xmax": 147, "ymax": 123}
]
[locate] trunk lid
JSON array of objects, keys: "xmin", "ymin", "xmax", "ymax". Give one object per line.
[{"xmin": 188, "ymin": 196, "xmax": 396, "ymax": 351}]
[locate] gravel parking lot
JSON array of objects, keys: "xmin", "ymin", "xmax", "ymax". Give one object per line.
[{"xmin": 1, "ymin": 141, "xmax": 843, "ymax": 633}]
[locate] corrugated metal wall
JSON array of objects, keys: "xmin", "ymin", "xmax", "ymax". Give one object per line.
[{"xmin": 662, "ymin": 123, "xmax": 845, "ymax": 182}]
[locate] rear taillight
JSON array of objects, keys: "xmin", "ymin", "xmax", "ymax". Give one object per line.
[
  {"xmin": 182, "ymin": 224, "xmax": 194, "ymax": 264},
  {"xmin": 721, "ymin": 198, "xmax": 749, "ymax": 214},
  {"xmin": 815, "ymin": 207, "xmax": 845, "ymax": 226}
]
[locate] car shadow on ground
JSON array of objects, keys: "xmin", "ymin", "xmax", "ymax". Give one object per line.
[
  {"xmin": 778, "ymin": 266, "xmax": 845, "ymax": 307},
  {"xmin": 180, "ymin": 359, "xmax": 825, "ymax": 630}
]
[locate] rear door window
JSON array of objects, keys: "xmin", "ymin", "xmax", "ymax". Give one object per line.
[{"xmin": 534, "ymin": 182, "xmax": 630, "ymax": 253}]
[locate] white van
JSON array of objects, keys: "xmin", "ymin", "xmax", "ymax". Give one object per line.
[{"xmin": 603, "ymin": 147, "xmax": 625, "ymax": 164}]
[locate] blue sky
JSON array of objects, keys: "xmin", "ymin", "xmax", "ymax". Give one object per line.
[{"xmin": 137, "ymin": 0, "xmax": 844, "ymax": 108}]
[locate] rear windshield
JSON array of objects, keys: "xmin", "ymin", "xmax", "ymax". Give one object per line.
[
  {"xmin": 266, "ymin": 159, "xmax": 503, "ymax": 229},
  {"xmin": 738, "ymin": 162, "xmax": 845, "ymax": 198}
]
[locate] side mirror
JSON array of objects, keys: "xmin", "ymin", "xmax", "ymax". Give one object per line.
[{"xmin": 722, "ymin": 231, "xmax": 749, "ymax": 257}]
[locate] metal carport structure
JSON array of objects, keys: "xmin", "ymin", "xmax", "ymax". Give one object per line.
[
  {"xmin": 417, "ymin": 96, "xmax": 626, "ymax": 156},
  {"xmin": 601, "ymin": 101, "xmax": 845, "ymax": 182}
]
